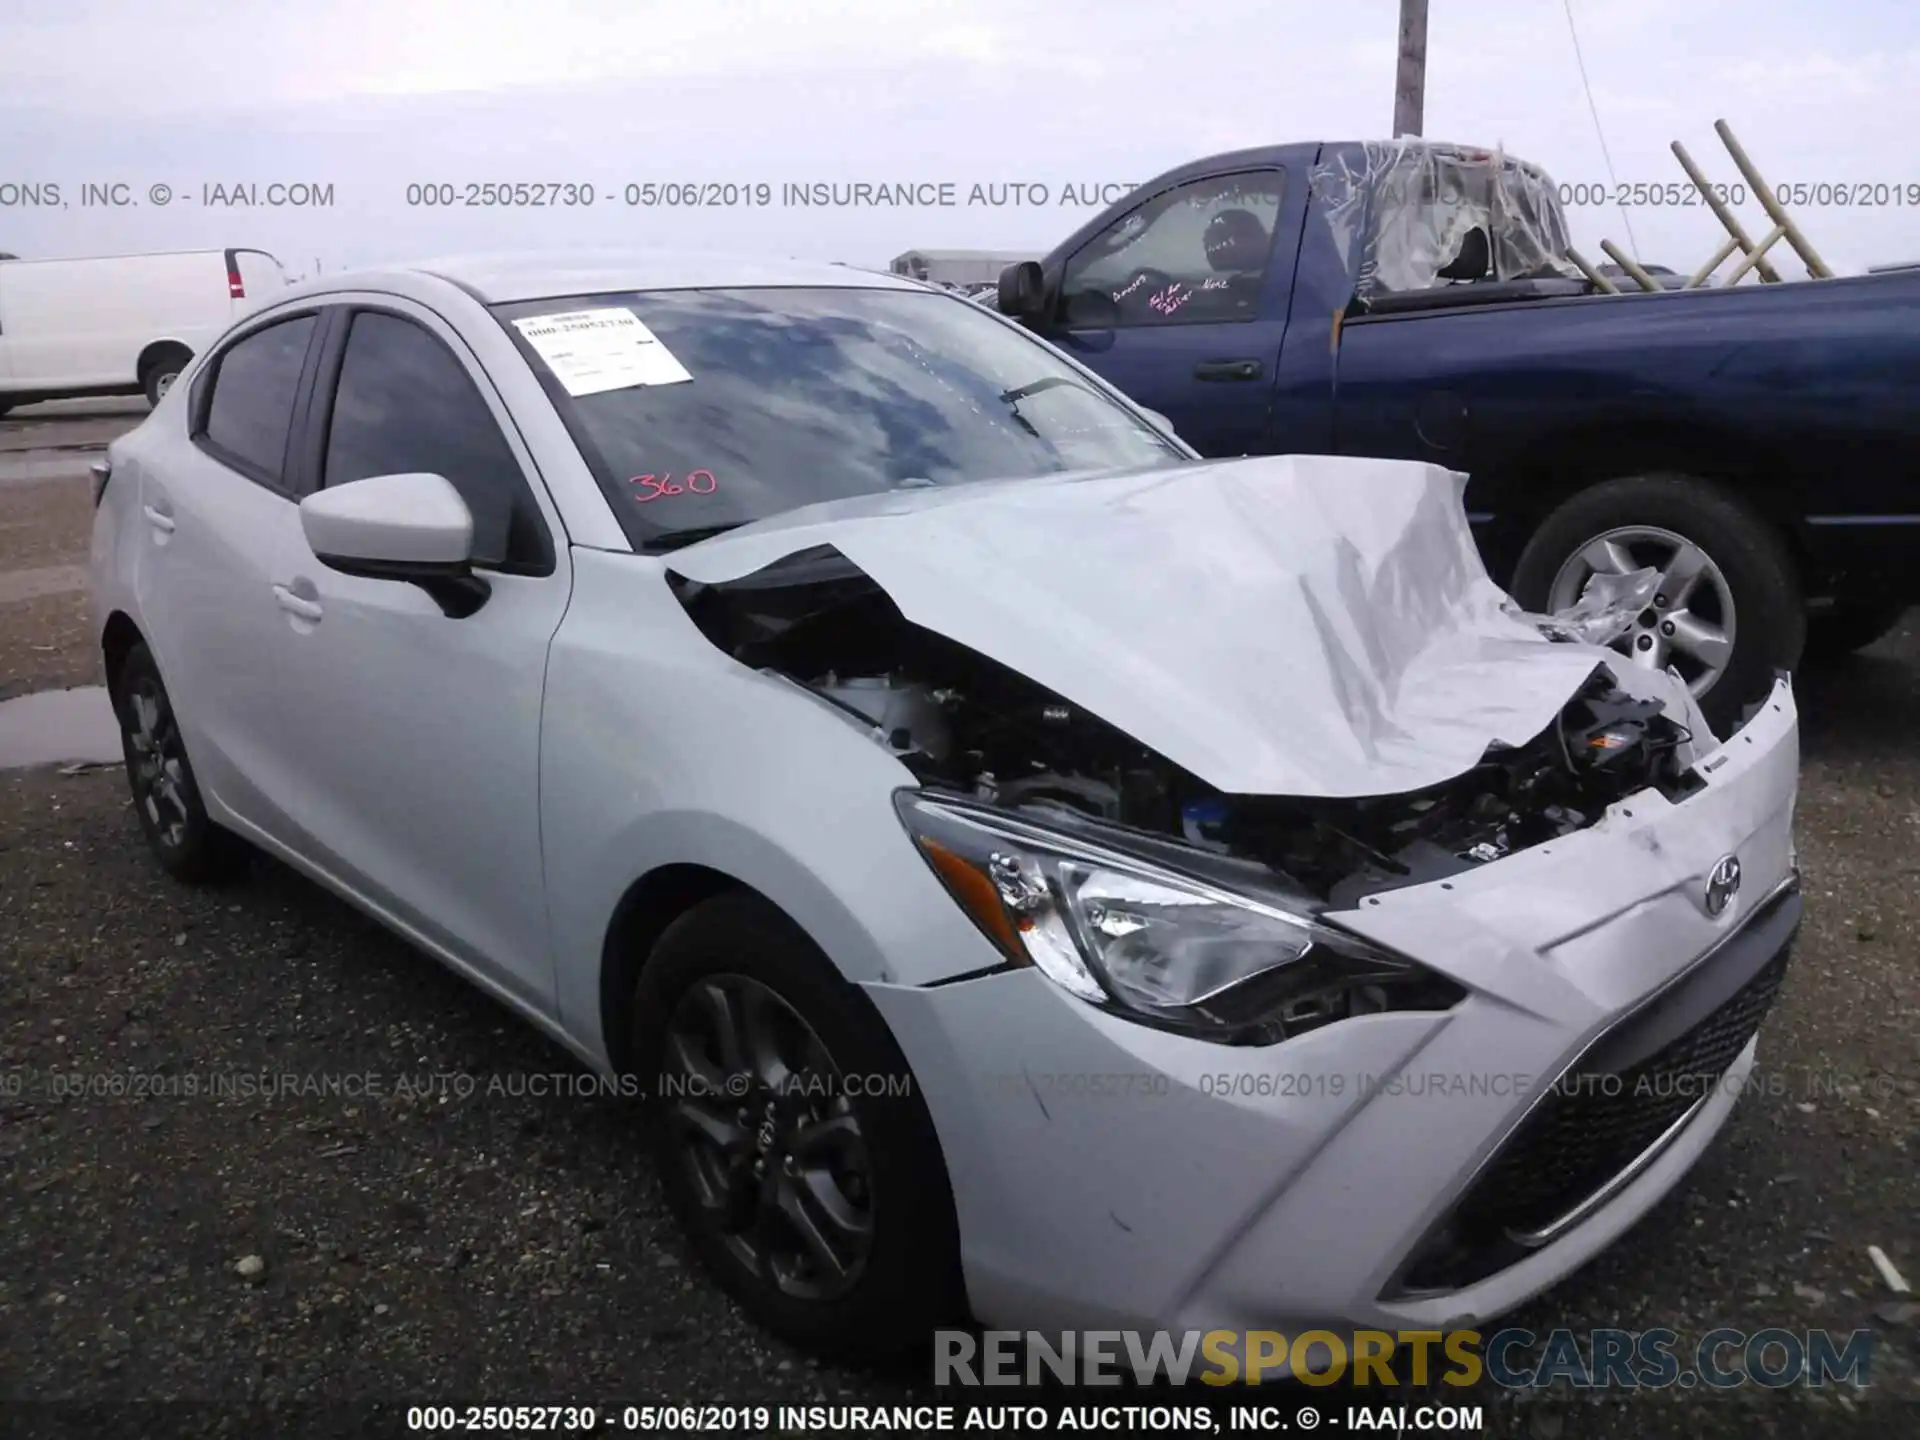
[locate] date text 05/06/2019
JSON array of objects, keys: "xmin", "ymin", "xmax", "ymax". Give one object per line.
[
  {"xmin": 401, "ymin": 181, "xmax": 1137, "ymax": 209},
  {"xmin": 403, "ymin": 1401, "xmax": 1484, "ymax": 1432}
]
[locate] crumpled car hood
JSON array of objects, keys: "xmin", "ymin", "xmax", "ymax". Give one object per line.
[{"xmin": 664, "ymin": 455, "xmax": 1651, "ymax": 799}]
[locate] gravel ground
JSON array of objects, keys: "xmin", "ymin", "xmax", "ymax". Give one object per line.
[{"xmin": 1, "ymin": 403, "xmax": 1915, "ymax": 1438}]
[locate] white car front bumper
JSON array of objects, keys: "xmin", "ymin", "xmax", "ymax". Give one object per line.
[{"xmin": 865, "ymin": 677, "xmax": 1801, "ymax": 1341}]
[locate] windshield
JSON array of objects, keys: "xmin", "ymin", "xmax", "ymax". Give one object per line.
[{"xmin": 492, "ymin": 286, "xmax": 1186, "ymax": 549}]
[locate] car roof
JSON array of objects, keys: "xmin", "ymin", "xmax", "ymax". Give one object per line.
[{"xmin": 291, "ymin": 249, "xmax": 928, "ymax": 305}]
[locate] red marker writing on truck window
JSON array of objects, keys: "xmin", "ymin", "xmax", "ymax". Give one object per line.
[
  {"xmin": 631, "ymin": 470, "xmax": 717, "ymax": 502},
  {"xmin": 1148, "ymin": 284, "xmax": 1191, "ymax": 316}
]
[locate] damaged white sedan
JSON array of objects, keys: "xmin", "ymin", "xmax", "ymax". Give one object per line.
[{"xmin": 88, "ymin": 252, "xmax": 1801, "ymax": 1363}]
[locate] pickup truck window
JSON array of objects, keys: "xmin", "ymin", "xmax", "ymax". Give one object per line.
[
  {"xmin": 1058, "ymin": 171, "xmax": 1285, "ymax": 328},
  {"xmin": 1311, "ymin": 142, "xmax": 1580, "ymax": 296}
]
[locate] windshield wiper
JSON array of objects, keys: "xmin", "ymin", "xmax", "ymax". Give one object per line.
[
  {"xmin": 1000, "ymin": 375, "xmax": 1094, "ymax": 405},
  {"xmin": 998, "ymin": 374, "xmax": 1111, "ymax": 440},
  {"xmin": 645, "ymin": 522, "xmax": 747, "ymax": 553}
]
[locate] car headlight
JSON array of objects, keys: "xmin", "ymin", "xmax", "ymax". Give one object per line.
[{"xmin": 895, "ymin": 791, "xmax": 1464, "ymax": 1042}]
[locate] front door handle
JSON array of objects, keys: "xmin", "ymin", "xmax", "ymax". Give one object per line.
[
  {"xmin": 272, "ymin": 584, "xmax": 323, "ymax": 623},
  {"xmin": 1193, "ymin": 359, "xmax": 1264, "ymax": 382},
  {"xmin": 141, "ymin": 504, "xmax": 176, "ymax": 534}
]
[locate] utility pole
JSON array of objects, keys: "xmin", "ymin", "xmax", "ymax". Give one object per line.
[{"xmin": 1393, "ymin": 0, "xmax": 1428, "ymax": 138}]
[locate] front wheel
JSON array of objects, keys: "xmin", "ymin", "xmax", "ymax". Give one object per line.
[
  {"xmin": 631, "ymin": 892, "xmax": 965, "ymax": 1361},
  {"xmin": 1510, "ymin": 475, "xmax": 1804, "ymax": 736}
]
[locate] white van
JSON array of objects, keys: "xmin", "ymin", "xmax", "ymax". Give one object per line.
[{"xmin": 0, "ymin": 247, "xmax": 286, "ymax": 416}]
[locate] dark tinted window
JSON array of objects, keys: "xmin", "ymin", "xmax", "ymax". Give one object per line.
[
  {"xmin": 323, "ymin": 312, "xmax": 542, "ymax": 568},
  {"xmin": 203, "ymin": 315, "xmax": 316, "ymax": 484},
  {"xmin": 492, "ymin": 287, "xmax": 1184, "ymax": 550},
  {"xmin": 1059, "ymin": 172, "xmax": 1284, "ymax": 327}
]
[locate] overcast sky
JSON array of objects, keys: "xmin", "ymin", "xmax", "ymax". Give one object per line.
[{"xmin": 2, "ymin": 0, "xmax": 1916, "ymax": 277}]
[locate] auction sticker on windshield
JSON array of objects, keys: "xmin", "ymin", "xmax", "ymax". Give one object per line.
[{"xmin": 511, "ymin": 308, "xmax": 693, "ymax": 395}]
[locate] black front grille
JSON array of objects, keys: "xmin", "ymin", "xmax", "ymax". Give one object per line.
[
  {"xmin": 1394, "ymin": 888, "xmax": 1799, "ymax": 1293},
  {"xmin": 1472, "ymin": 948, "xmax": 1787, "ymax": 1233}
]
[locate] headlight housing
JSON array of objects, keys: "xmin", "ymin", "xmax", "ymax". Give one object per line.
[{"xmin": 896, "ymin": 791, "xmax": 1464, "ymax": 1043}]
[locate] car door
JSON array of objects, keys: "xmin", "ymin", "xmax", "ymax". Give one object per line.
[
  {"xmin": 1036, "ymin": 169, "xmax": 1298, "ymax": 457},
  {"xmin": 265, "ymin": 299, "xmax": 570, "ymax": 1014},
  {"xmin": 134, "ymin": 306, "xmax": 326, "ymax": 838}
]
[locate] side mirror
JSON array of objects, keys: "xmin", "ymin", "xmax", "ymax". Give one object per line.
[
  {"xmin": 1061, "ymin": 286, "xmax": 1120, "ymax": 330},
  {"xmin": 997, "ymin": 261, "xmax": 1047, "ymax": 324},
  {"xmin": 299, "ymin": 471, "xmax": 491, "ymax": 618}
]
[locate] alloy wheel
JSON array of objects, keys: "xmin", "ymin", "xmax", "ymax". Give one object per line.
[
  {"xmin": 124, "ymin": 680, "xmax": 191, "ymax": 850},
  {"xmin": 659, "ymin": 974, "xmax": 874, "ymax": 1300},
  {"xmin": 1546, "ymin": 524, "xmax": 1736, "ymax": 697}
]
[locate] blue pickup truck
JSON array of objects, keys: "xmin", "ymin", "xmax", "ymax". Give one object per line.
[{"xmin": 994, "ymin": 140, "xmax": 1920, "ymax": 731}]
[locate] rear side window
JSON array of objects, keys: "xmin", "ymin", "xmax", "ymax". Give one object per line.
[
  {"xmin": 322, "ymin": 311, "xmax": 546, "ymax": 570},
  {"xmin": 201, "ymin": 314, "xmax": 317, "ymax": 486}
]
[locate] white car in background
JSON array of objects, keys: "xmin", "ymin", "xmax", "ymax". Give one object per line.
[
  {"xmin": 87, "ymin": 250, "xmax": 1801, "ymax": 1362},
  {"xmin": 0, "ymin": 247, "xmax": 286, "ymax": 415}
]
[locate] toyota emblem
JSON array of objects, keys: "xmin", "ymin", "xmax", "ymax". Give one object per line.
[{"xmin": 1704, "ymin": 854, "xmax": 1742, "ymax": 917}]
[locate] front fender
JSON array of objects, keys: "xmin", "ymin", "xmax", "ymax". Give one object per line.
[{"xmin": 539, "ymin": 549, "xmax": 1013, "ymax": 1066}]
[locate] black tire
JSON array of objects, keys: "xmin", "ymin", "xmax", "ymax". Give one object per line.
[
  {"xmin": 141, "ymin": 349, "xmax": 190, "ymax": 408},
  {"xmin": 632, "ymin": 892, "xmax": 964, "ymax": 1361},
  {"xmin": 1803, "ymin": 602, "xmax": 1907, "ymax": 663},
  {"xmin": 1510, "ymin": 474, "xmax": 1804, "ymax": 736},
  {"xmin": 111, "ymin": 641, "xmax": 250, "ymax": 883}
]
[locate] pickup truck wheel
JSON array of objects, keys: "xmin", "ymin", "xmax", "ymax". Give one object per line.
[
  {"xmin": 1511, "ymin": 475, "xmax": 1804, "ymax": 735},
  {"xmin": 1803, "ymin": 602, "xmax": 1907, "ymax": 663}
]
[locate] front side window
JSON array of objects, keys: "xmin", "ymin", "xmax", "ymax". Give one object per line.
[
  {"xmin": 1058, "ymin": 172, "xmax": 1286, "ymax": 328},
  {"xmin": 201, "ymin": 314, "xmax": 317, "ymax": 487},
  {"xmin": 493, "ymin": 286, "xmax": 1185, "ymax": 551},
  {"xmin": 322, "ymin": 311, "xmax": 546, "ymax": 569}
]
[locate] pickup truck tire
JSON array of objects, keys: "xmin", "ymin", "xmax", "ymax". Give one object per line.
[
  {"xmin": 1510, "ymin": 475, "xmax": 1804, "ymax": 735},
  {"xmin": 1804, "ymin": 602, "xmax": 1907, "ymax": 662}
]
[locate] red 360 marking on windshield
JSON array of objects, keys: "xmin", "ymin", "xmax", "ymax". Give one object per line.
[{"xmin": 630, "ymin": 470, "xmax": 717, "ymax": 502}]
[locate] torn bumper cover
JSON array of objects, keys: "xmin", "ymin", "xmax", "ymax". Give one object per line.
[
  {"xmin": 1508, "ymin": 565, "xmax": 1663, "ymax": 648},
  {"xmin": 665, "ymin": 454, "xmax": 1684, "ymax": 800},
  {"xmin": 862, "ymin": 678, "xmax": 1799, "ymax": 1339}
]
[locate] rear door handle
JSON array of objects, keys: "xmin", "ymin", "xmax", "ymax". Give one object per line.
[
  {"xmin": 272, "ymin": 584, "xmax": 323, "ymax": 623},
  {"xmin": 141, "ymin": 504, "xmax": 175, "ymax": 534},
  {"xmin": 1193, "ymin": 359, "xmax": 1264, "ymax": 382}
]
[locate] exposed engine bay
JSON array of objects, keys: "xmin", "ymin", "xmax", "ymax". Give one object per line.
[{"xmin": 671, "ymin": 546, "xmax": 1701, "ymax": 907}]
